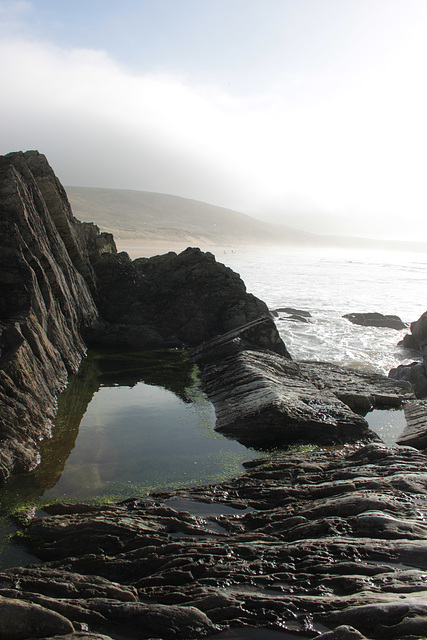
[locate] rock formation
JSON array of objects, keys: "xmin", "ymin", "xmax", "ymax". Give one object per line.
[
  {"xmin": 397, "ymin": 399, "xmax": 427, "ymax": 449},
  {"xmin": 90, "ymin": 247, "xmax": 271, "ymax": 349},
  {"xmin": 343, "ymin": 312, "xmax": 406, "ymax": 330},
  {"xmin": 0, "ymin": 151, "xmax": 275, "ymax": 482},
  {"xmin": 0, "ymin": 151, "xmax": 100, "ymax": 481},
  {"xmin": 389, "ymin": 310, "xmax": 427, "ymax": 398},
  {"xmin": 190, "ymin": 321, "xmax": 412, "ymax": 448},
  {"xmin": 2, "ymin": 150, "xmax": 427, "ymax": 640}
]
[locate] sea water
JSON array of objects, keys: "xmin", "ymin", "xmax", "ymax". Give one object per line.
[{"xmin": 222, "ymin": 248, "xmax": 427, "ymax": 373}]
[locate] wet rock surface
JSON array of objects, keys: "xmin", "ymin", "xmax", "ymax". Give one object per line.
[
  {"xmin": 1, "ymin": 443, "xmax": 426, "ymax": 639},
  {"xmin": 390, "ymin": 310, "xmax": 427, "ymax": 399},
  {"xmin": 343, "ymin": 313, "xmax": 407, "ymax": 330},
  {"xmin": 192, "ymin": 328, "xmax": 413, "ymax": 449},
  {"xmin": 397, "ymin": 399, "xmax": 427, "ymax": 449},
  {"xmin": 298, "ymin": 361, "xmax": 414, "ymax": 415},
  {"xmin": 389, "ymin": 361, "xmax": 427, "ymax": 400},
  {"xmin": 273, "ymin": 308, "xmax": 312, "ymax": 324}
]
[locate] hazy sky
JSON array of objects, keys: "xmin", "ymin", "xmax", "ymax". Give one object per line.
[{"xmin": 1, "ymin": 0, "xmax": 426, "ymax": 240}]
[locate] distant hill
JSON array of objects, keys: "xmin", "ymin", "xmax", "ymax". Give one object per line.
[
  {"xmin": 66, "ymin": 186, "xmax": 427, "ymax": 255},
  {"xmin": 66, "ymin": 187, "xmax": 322, "ymax": 249}
]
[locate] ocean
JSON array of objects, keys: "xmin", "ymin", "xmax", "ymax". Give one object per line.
[{"xmin": 220, "ymin": 247, "xmax": 427, "ymax": 374}]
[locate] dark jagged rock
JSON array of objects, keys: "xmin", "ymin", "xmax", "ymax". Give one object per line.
[
  {"xmin": 409, "ymin": 310, "xmax": 427, "ymax": 351},
  {"xmin": 3, "ymin": 443, "xmax": 427, "ymax": 639},
  {"xmin": 399, "ymin": 332, "xmax": 419, "ymax": 351},
  {"xmin": 389, "ymin": 361, "xmax": 427, "ymax": 399},
  {"xmin": 90, "ymin": 247, "xmax": 271, "ymax": 349},
  {"xmin": 343, "ymin": 312, "xmax": 407, "ymax": 330},
  {"xmin": 390, "ymin": 310, "xmax": 427, "ymax": 399},
  {"xmin": 0, "ymin": 151, "xmax": 277, "ymax": 481},
  {"xmin": 0, "ymin": 151, "xmax": 101, "ymax": 481}
]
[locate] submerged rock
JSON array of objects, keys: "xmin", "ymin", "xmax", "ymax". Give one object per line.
[
  {"xmin": 343, "ymin": 312, "xmax": 407, "ymax": 330},
  {"xmin": 275, "ymin": 307, "xmax": 312, "ymax": 317}
]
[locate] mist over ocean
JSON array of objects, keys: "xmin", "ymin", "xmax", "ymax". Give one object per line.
[{"xmin": 220, "ymin": 248, "xmax": 427, "ymax": 375}]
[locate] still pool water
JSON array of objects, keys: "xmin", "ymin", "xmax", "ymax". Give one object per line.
[
  {"xmin": 0, "ymin": 349, "xmax": 264, "ymax": 567},
  {"xmin": 40, "ymin": 381, "xmax": 255, "ymax": 501},
  {"xmin": 0, "ymin": 349, "xmax": 261, "ymax": 512},
  {"xmin": 0, "ymin": 347, "xmax": 408, "ymax": 568}
]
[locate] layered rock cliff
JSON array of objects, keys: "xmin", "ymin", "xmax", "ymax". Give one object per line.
[
  {"xmin": 0, "ymin": 152, "xmax": 101, "ymax": 480},
  {"xmin": 0, "ymin": 151, "xmax": 277, "ymax": 482}
]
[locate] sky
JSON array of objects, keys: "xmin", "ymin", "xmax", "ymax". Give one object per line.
[{"xmin": 1, "ymin": 0, "xmax": 427, "ymax": 240}]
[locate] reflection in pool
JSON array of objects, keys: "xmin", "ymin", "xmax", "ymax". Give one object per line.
[
  {"xmin": 366, "ymin": 408, "xmax": 406, "ymax": 444},
  {"xmin": 0, "ymin": 350, "xmax": 262, "ymax": 558},
  {"xmin": 43, "ymin": 380, "xmax": 256, "ymax": 501},
  {"xmin": 0, "ymin": 348, "xmax": 264, "ymax": 567}
]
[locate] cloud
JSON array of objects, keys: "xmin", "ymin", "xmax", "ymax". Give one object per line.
[
  {"xmin": 0, "ymin": 38, "xmax": 258, "ymax": 204},
  {"xmin": 1, "ymin": 15, "xmax": 427, "ymax": 240}
]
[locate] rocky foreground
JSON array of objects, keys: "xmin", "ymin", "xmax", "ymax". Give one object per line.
[{"xmin": 0, "ymin": 442, "xmax": 426, "ymax": 640}]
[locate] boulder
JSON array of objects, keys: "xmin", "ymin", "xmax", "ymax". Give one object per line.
[
  {"xmin": 389, "ymin": 361, "xmax": 427, "ymax": 399},
  {"xmin": 90, "ymin": 247, "xmax": 272, "ymax": 349},
  {"xmin": 0, "ymin": 596, "xmax": 74, "ymax": 639},
  {"xmin": 410, "ymin": 310, "xmax": 427, "ymax": 350},
  {"xmin": 343, "ymin": 312, "xmax": 407, "ymax": 330}
]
